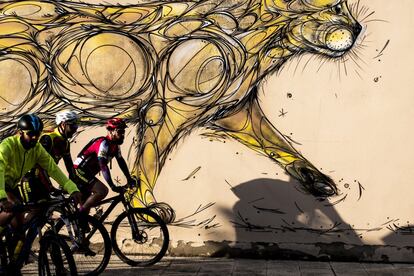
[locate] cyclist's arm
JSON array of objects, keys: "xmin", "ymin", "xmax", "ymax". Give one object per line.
[
  {"xmin": 63, "ymin": 153, "xmax": 76, "ymax": 180},
  {"xmin": 0, "ymin": 144, "xmax": 18, "ymax": 211},
  {"xmin": 37, "ymin": 166, "xmax": 53, "ymax": 187},
  {"xmin": 36, "ymin": 145, "xmax": 79, "ymax": 195},
  {"xmin": 37, "ymin": 135, "xmax": 54, "ymax": 185},
  {"xmin": 39, "ymin": 135, "xmax": 52, "ymax": 153},
  {"xmin": 116, "ymin": 156, "xmax": 133, "ymax": 182},
  {"xmin": 97, "ymin": 139, "xmax": 119, "ymax": 191},
  {"xmin": 0, "ymin": 149, "xmax": 7, "ymax": 200},
  {"xmin": 98, "ymin": 157, "xmax": 117, "ymax": 190}
]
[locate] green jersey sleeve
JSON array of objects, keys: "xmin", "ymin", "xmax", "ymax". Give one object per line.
[{"xmin": 0, "ymin": 144, "xmax": 8, "ymax": 200}]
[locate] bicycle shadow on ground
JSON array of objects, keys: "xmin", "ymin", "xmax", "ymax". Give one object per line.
[{"xmin": 215, "ymin": 178, "xmax": 368, "ymax": 261}]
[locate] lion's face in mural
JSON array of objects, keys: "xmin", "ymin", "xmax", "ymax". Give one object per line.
[
  {"xmin": 0, "ymin": 0, "xmax": 364, "ymax": 212},
  {"xmin": 285, "ymin": 0, "xmax": 361, "ymax": 56},
  {"xmin": 261, "ymin": 0, "xmax": 362, "ymax": 58}
]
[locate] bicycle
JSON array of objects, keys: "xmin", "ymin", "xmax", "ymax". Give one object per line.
[
  {"xmin": 0, "ymin": 200, "xmax": 77, "ymax": 276},
  {"xmin": 55, "ymin": 181, "xmax": 170, "ymax": 267},
  {"xmin": 46, "ymin": 190, "xmax": 112, "ymax": 276}
]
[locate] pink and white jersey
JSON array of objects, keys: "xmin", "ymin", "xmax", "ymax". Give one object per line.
[{"xmin": 74, "ymin": 136, "xmax": 121, "ymax": 176}]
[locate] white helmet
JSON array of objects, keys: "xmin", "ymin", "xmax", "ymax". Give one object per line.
[{"xmin": 56, "ymin": 110, "xmax": 78, "ymax": 125}]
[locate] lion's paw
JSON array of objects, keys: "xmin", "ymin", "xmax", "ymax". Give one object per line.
[{"xmin": 286, "ymin": 160, "xmax": 339, "ymax": 199}]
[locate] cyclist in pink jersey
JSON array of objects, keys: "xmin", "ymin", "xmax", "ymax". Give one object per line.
[{"xmin": 73, "ymin": 118, "xmax": 135, "ymax": 214}]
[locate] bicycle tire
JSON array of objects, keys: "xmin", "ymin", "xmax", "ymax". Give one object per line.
[
  {"xmin": 55, "ymin": 214, "xmax": 111, "ymax": 276},
  {"xmin": 38, "ymin": 231, "xmax": 77, "ymax": 276},
  {"xmin": 111, "ymin": 208, "xmax": 169, "ymax": 266},
  {"xmin": 0, "ymin": 231, "xmax": 10, "ymax": 274}
]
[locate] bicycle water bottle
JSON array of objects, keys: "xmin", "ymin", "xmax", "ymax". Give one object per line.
[{"xmin": 13, "ymin": 240, "xmax": 24, "ymax": 261}]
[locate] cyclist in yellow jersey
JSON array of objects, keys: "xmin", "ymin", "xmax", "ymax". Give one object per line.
[
  {"xmin": 0, "ymin": 114, "xmax": 82, "ymax": 227},
  {"xmin": 22, "ymin": 111, "xmax": 79, "ymax": 203}
]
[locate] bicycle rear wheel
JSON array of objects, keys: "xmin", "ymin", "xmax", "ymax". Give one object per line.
[
  {"xmin": 55, "ymin": 214, "xmax": 111, "ymax": 276},
  {"xmin": 111, "ymin": 208, "xmax": 169, "ymax": 266},
  {"xmin": 38, "ymin": 231, "xmax": 77, "ymax": 276}
]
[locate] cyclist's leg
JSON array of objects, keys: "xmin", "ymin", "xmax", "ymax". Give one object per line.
[
  {"xmin": 80, "ymin": 178, "xmax": 108, "ymax": 213},
  {"xmin": 0, "ymin": 191, "xmax": 24, "ymax": 273},
  {"xmin": 0, "ymin": 192, "xmax": 22, "ymax": 228},
  {"xmin": 75, "ymin": 177, "xmax": 107, "ymax": 235}
]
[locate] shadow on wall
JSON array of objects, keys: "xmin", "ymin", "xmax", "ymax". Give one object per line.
[
  {"xmin": 168, "ymin": 177, "xmax": 411, "ymax": 262},
  {"xmin": 214, "ymin": 178, "xmax": 380, "ymax": 261},
  {"xmin": 383, "ymin": 224, "xmax": 414, "ymax": 248}
]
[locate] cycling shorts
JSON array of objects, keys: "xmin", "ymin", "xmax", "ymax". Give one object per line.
[{"xmin": 73, "ymin": 169, "xmax": 96, "ymax": 197}]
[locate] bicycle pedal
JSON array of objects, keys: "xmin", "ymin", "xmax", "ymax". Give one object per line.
[
  {"xmin": 80, "ymin": 247, "xmax": 96, "ymax": 257},
  {"xmin": 85, "ymin": 249, "xmax": 96, "ymax": 257}
]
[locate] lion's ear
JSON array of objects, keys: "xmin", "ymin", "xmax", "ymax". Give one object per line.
[
  {"xmin": 264, "ymin": 0, "xmax": 301, "ymax": 11},
  {"xmin": 264, "ymin": 0, "xmax": 340, "ymax": 13},
  {"xmin": 302, "ymin": 0, "xmax": 341, "ymax": 8},
  {"xmin": 265, "ymin": 0, "xmax": 289, "ymax": 10}
]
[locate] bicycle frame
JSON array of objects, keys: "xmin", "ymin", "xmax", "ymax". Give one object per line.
[
  {"xmin": 44, "ymin": 190, "xmax": 125, "ymax": 254},
  {"xmin": 92, "ymin": 189, "xmax": 142, "ymax": 240},
  {"xmin": 93, "ymin": 193, "xmax": 124, "ymax": 225}
]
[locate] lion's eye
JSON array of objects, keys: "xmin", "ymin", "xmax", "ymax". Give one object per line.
[{"xmin": 333, "ymin": 5, "xmax": 342, "ymax": 14}]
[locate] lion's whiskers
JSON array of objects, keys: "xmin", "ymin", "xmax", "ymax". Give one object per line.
[{"xmin": 303, "ymin": 54, "xmax": 318, "ymax": 74}]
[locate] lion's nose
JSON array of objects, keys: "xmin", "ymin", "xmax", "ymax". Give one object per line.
[{"xmin": 353, "ymin": 23, "xmax": 362, "ymax": 36}]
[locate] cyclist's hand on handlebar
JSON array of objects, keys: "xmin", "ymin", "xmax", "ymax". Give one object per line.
[
  {"xmin": 127, "ymin": 176, "xmax": 140, "ymax": 188},
  {"xmin": 0, "ymin": 199, "xmax": 14, "ymax": 213},
  {"xmin": 70, "ymin": 191, "xmax": 83, "ymax": 206},
  {"xmin": 111, "ymin": 186, "xmax": 124, "ymax": 193}
]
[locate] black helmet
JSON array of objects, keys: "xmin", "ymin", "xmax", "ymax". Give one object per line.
[{"xmin": 17, "ymin": 114, "xmax": 44, "ymax": 134}]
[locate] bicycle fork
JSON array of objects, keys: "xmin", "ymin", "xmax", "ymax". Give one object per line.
[
  {"xmin": 61, "ymin": 216, "xmax": 81, "ymax": 252},
  {"xmin": 126, "ymin": 211, "xmax": 145, "ymax": 242}
]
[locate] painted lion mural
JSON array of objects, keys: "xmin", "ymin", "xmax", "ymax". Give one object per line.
[{"xmin": 0, "ymin": 0, "xmax": 362, "ymax": 209}]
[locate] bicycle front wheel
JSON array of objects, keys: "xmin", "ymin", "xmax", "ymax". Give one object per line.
[
  {"xmin": 55, "ymin": 214, "xmax": 111, "ymax": 276},
  {"xmin": 38, "ymin": 231, "xmax": 77, "ymax": 276},
  {"xmin": 111, "ymin": 208, "xmax": 169, "ymax": 266}
]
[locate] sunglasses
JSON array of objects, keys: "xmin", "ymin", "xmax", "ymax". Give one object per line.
[
  {"xmin": 21, "ymin": 130, "xmax": 41, "ymax": 137},
  {"xmin": 66, "ymin": 123, "xmax": 78, "ymax": 129},
  {"xmin": 114, "ymin": 129, "xmax": 125, "ymax": 134}
]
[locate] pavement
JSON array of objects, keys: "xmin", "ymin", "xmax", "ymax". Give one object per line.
[
  {"xmin": 100, "ymin": 257, "xmax": 414, "ymax": 276},
  {"xmin": 22, "ymin": 256, "xmax": 414, "ymax": 275}
]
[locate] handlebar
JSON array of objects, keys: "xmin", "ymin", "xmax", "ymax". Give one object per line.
[
  {"xmin": 0, "ymin": 204, "xmax": 26, "ymax": 213},
  {"xmin": 0, "ymin": 193, "xmax": 72, "ymax": 214},
  {"xmin": 112, "ymin": 177, "xmax": 140, "ymax": 194},
  {"xmin": 0, "ymin": 202, "xmax": 43, "ymax": 213}
]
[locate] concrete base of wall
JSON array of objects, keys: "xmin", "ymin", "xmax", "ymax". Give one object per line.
[{"xmin": 168, "ymin": 241, "xmax": 414, "ymax": 263}]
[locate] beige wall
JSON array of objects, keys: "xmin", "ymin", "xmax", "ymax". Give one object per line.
[
  {"xmin": 34, "ymin": 0, "xmax": 414, "ymax": 261},
  {"xmin": 62, "ymin": 0, "xmax": 414, "ymax": 262}
]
